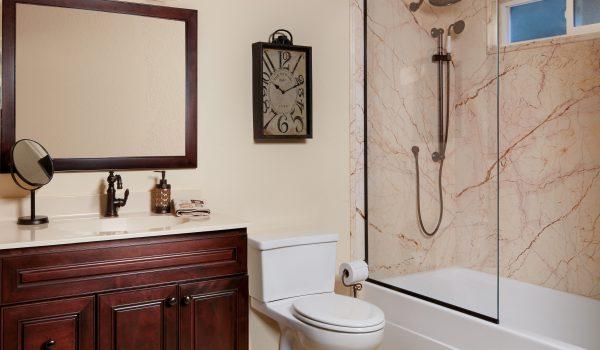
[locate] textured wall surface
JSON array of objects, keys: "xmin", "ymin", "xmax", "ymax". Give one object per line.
[
  {"xmin": 356, "ymin": 0, "xmax": 600, "ymax": 300},
  {"xmin": 350, "ymin": 0, "xmax": 366, "ymax": 262},
  {"xmin": 364, "ymin": 0, "xmax": 498, "ymax": 279},
  {"xmin": 497, "ymin": 36, "xmax": 600, "ymax": 299}
]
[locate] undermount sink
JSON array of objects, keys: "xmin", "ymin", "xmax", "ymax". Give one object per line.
[{"xmin": 53, "ymin": 215, "xmax": 190, "ymax": 234}]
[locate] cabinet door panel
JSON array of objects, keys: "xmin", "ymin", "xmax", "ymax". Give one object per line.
[
  {"xmin": 98, "ymin": 285, "xmax": 178, "ymax": 350},
  {"xmin": 2, "ymin": 296, "xmax": 94, "ymax": 350},
  {"xmin": 179, "ymin": 276, "xmax": 248, "ymax": 350},
  {"xmin": 23, "ymin": 319, "xmax": 76, "ymax": 350}
]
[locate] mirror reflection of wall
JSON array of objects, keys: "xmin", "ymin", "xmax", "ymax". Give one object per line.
[
  {"xmin": 12, "ymin": 140, "xmax": 53, "ymax": 186},
  {"xmin": 10, "ymin": 139, "xmax": 54, "ymax": 225},
  {"xmin": 14, "ymin": 3, "xmax": 187, "ymax": 159}
]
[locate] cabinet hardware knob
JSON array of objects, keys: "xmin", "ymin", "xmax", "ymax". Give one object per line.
[
  {"xmin": 166, "ymin": 297, "xmax": 177, "ymax": 307},
  {"xmin": 44, "ymin": 340, "xmax": 56, "ymax": 349},
  {"xmin": 182, "ymin": 296, "xmax": 191, "ymax": 305}
]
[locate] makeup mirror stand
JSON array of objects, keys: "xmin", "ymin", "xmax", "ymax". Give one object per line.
[
  {"xmin": 10, "ymin": 139, "xmax": 54, "ymax": 225},
  {"xmin": 19, "ymin": 189, "xmax": 48, "ymax": 225}
]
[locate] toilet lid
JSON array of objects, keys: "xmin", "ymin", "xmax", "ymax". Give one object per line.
[{"xmin": 292, "ymin": 294, "xmax": 385, "ymax": 329}]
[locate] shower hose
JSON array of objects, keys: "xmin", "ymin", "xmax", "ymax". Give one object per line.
[{"xmin": 412, "ymin": 59, "xmax": 451, "ymax": 236}]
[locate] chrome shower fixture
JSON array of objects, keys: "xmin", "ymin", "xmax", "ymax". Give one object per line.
[{"xmin": 410, "ymin": 0, "xmax": 462, "ymax": 12}]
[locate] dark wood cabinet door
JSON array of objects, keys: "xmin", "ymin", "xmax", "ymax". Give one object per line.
[
  {"xmin": 2, "ymin": 296, "xmax": 94, "ymax": 350},
  {"xmin": 179, "ymin": 276, "xmax": 248, "ymax": 350},
  {"xmin": 98, "ymin": 285, "xmax": 178, "ymax": 350}
]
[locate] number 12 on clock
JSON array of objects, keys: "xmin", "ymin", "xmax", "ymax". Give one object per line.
[{"xmin": 252, "ymin": 42, "xmax": 312, "ymax": 140}]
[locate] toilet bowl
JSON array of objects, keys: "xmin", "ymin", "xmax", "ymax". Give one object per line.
[
  {"xmin": 252, "ymin": 293, "xmax": 384, "ymax": 350},
  {"xmin": 248, "ymin": 232, "xmax": 385, "ymax": 350}
]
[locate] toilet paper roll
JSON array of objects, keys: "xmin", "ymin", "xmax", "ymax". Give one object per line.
[{"xmin": 339, "ymin": 260, "xmax": 369, "ymax": 286}]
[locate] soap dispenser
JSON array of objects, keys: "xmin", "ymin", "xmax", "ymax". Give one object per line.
[{"xmin": 152, "ymin": 171, "xmax": 171, "ymax": 214}]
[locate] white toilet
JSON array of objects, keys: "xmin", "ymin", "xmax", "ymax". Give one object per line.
[{"xmin": 248, "ymin": 232, "xmax": 385, "ymax": 350}]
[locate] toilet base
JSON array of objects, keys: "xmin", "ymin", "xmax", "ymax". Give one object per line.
[
  {"xmin": 297, "ymin": 329, "xmax": 384, "ymax": 350},
  {"xmin": 252, "ymin": 296, "xmax": 384, "ymax": 350}
]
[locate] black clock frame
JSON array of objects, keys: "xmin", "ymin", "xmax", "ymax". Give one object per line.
[{"xmin": 252, "ymin": 42, "xmax": 313, "ymax": 141}]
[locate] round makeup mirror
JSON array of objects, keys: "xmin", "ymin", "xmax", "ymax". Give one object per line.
[{"xmin": 10, "ymin": 139, "xmax": 54, "ymax": 225}]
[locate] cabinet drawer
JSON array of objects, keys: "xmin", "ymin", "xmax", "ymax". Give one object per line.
[
  {"xmin": 1, "ymin": 231, "xmax": 246, "ymax": 304},
  {"xmin": 2, "ymin": 296, "xmax": 94, "ymax": 350}
]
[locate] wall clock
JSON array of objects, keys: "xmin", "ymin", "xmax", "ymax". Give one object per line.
[{"xmin": 252, "ymin": 30, "xmax": 312, "ymax": 140}]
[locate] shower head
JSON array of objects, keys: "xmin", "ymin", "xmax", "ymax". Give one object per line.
[
  {"xmin": 448, "ymin": 20, "xmax": 465, "ymax": 35},
  {"xmin": 430, "ymin": 0, "xmax": 462, "ymax": 6},
  {"xmin": 409, "ymin": 0, "xmax": 424, "ymax": 12},
  {"xmin": 410, "ymin": 0, "xmax": 462, "ymax": 12},
  {"xmin": 444, "ymin": 20, "xmax": 465, "ymax": 54}
]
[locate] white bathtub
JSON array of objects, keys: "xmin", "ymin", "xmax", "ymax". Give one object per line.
[{"xmin": 362, "ymin": 268, "xmax": 600, "ymax": 350}]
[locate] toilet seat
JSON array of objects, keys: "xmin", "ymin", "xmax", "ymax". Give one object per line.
[{"xmin": 292, "ymin": 294, "xmax": 385, "ymax": 333}]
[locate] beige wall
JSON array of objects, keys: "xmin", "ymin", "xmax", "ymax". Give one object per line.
[{"xmin": 0, "ymin": 1, "xmax": 352, "ymax": 349}]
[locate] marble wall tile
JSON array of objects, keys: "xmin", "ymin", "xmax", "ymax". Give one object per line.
[
  {"xmin": 350, "ymin": 0, "xmax": 366, "ymax": 261},
  {"xmin": 353, "ymin": 0, "xmax": 600, "ymax": 300},
  {"xmin": 363, "ymin": 0, "xmax": 498, "ymax": 280},
  {"xmin": 497, "ymin": 38, "xmax": 600, "ymax": 299}
]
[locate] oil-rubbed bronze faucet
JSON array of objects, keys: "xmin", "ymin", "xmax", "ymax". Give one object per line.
[{"xmin": 105, "ymin": 171, "xmax": 129, "ymax": 217}]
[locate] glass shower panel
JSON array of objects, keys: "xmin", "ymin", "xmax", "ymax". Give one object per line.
[{"xmin": 365, "ymin": 0, "xmax": 499, "ymax": 321}]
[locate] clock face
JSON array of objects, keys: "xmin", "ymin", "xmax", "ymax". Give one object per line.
[{"xmin": 261, "ymin": 48, "xmax": 307, "ymax": 136}]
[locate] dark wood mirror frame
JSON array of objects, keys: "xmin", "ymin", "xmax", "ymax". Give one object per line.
[{"xmin": 1, "ymin": 0, "xmax": 198, "ymax": 172}]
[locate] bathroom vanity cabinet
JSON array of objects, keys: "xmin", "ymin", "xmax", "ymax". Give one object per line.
[{"xmin": 0, "ymin": 228, "xmax": 248, "ymax": 350}]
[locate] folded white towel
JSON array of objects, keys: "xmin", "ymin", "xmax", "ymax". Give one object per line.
[{"xmin": 172, "ymin": 199, "xmax": 211, "ymax": 217}]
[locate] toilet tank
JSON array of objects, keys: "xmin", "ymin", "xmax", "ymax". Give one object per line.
[{"xmin": 248, "ymin": 232, "xmax": 339, "ymax": 302}]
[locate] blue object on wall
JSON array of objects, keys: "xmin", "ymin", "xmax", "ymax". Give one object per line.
[
  {"xmin": 574, "ymin": 0, "xmax": 600, "ymax": 26},
  {"xmin": 510, "ymin": 0, "xmax": 566, "ymax": 43}
]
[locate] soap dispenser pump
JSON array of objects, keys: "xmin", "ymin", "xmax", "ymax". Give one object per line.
[{"xmin": 152, "ymin": 171, "xmax": 171, "ymax": 214}]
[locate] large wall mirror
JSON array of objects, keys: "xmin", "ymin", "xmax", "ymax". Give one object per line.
[{"xmin": 1, "ymin": 0, "xmax": 197, "ymax": 172}]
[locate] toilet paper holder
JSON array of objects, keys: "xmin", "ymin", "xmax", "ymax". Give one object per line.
[{"xmin": 341, "ymin": 269, "xmax": 363, "ymax": 298}]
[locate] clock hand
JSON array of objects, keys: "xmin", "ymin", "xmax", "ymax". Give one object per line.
[
  {"xmin": 282, "ymin": 82, "xmax": 303, "ymax": 94},
  {"xmin": 273, "ymin": 83, "xmax": 285, "ymax": 93},
  {"xmin": 264, "ymin": 113, "xmax": 278, "ymax": 129}
]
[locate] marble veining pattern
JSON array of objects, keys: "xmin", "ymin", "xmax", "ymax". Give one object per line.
[
  {"xmin": 364, "ymin": 0, "xmax": 498, "ymax": 281},
  {"xmin": 350, "ymin": 0, "xmax": 366, "ymax": 261},
  {"xmin": 497, "ymin": 38, "xmax": 600, "ymax": 299},
  {"xmin": 354, "ymin": 0, "xmax": 600, "ymax": 300}
]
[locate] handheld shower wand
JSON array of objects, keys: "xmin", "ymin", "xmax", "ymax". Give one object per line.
[{"xmin": 445, "ymin": 20, "xmax": 464, "ymax": 54}]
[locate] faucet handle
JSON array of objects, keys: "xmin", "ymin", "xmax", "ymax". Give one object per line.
[
  {"xmin": 115, "ymin": 189, "xmax": 129, "ymax": 208},
  {"xmin": 122, "ymin": 189, "xmax": 129, "ymax": 206}
]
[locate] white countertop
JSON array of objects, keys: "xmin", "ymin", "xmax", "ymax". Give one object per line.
[{"xmin": 0, "ymin": 212, "xmax": 249, "ymax": 250}]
